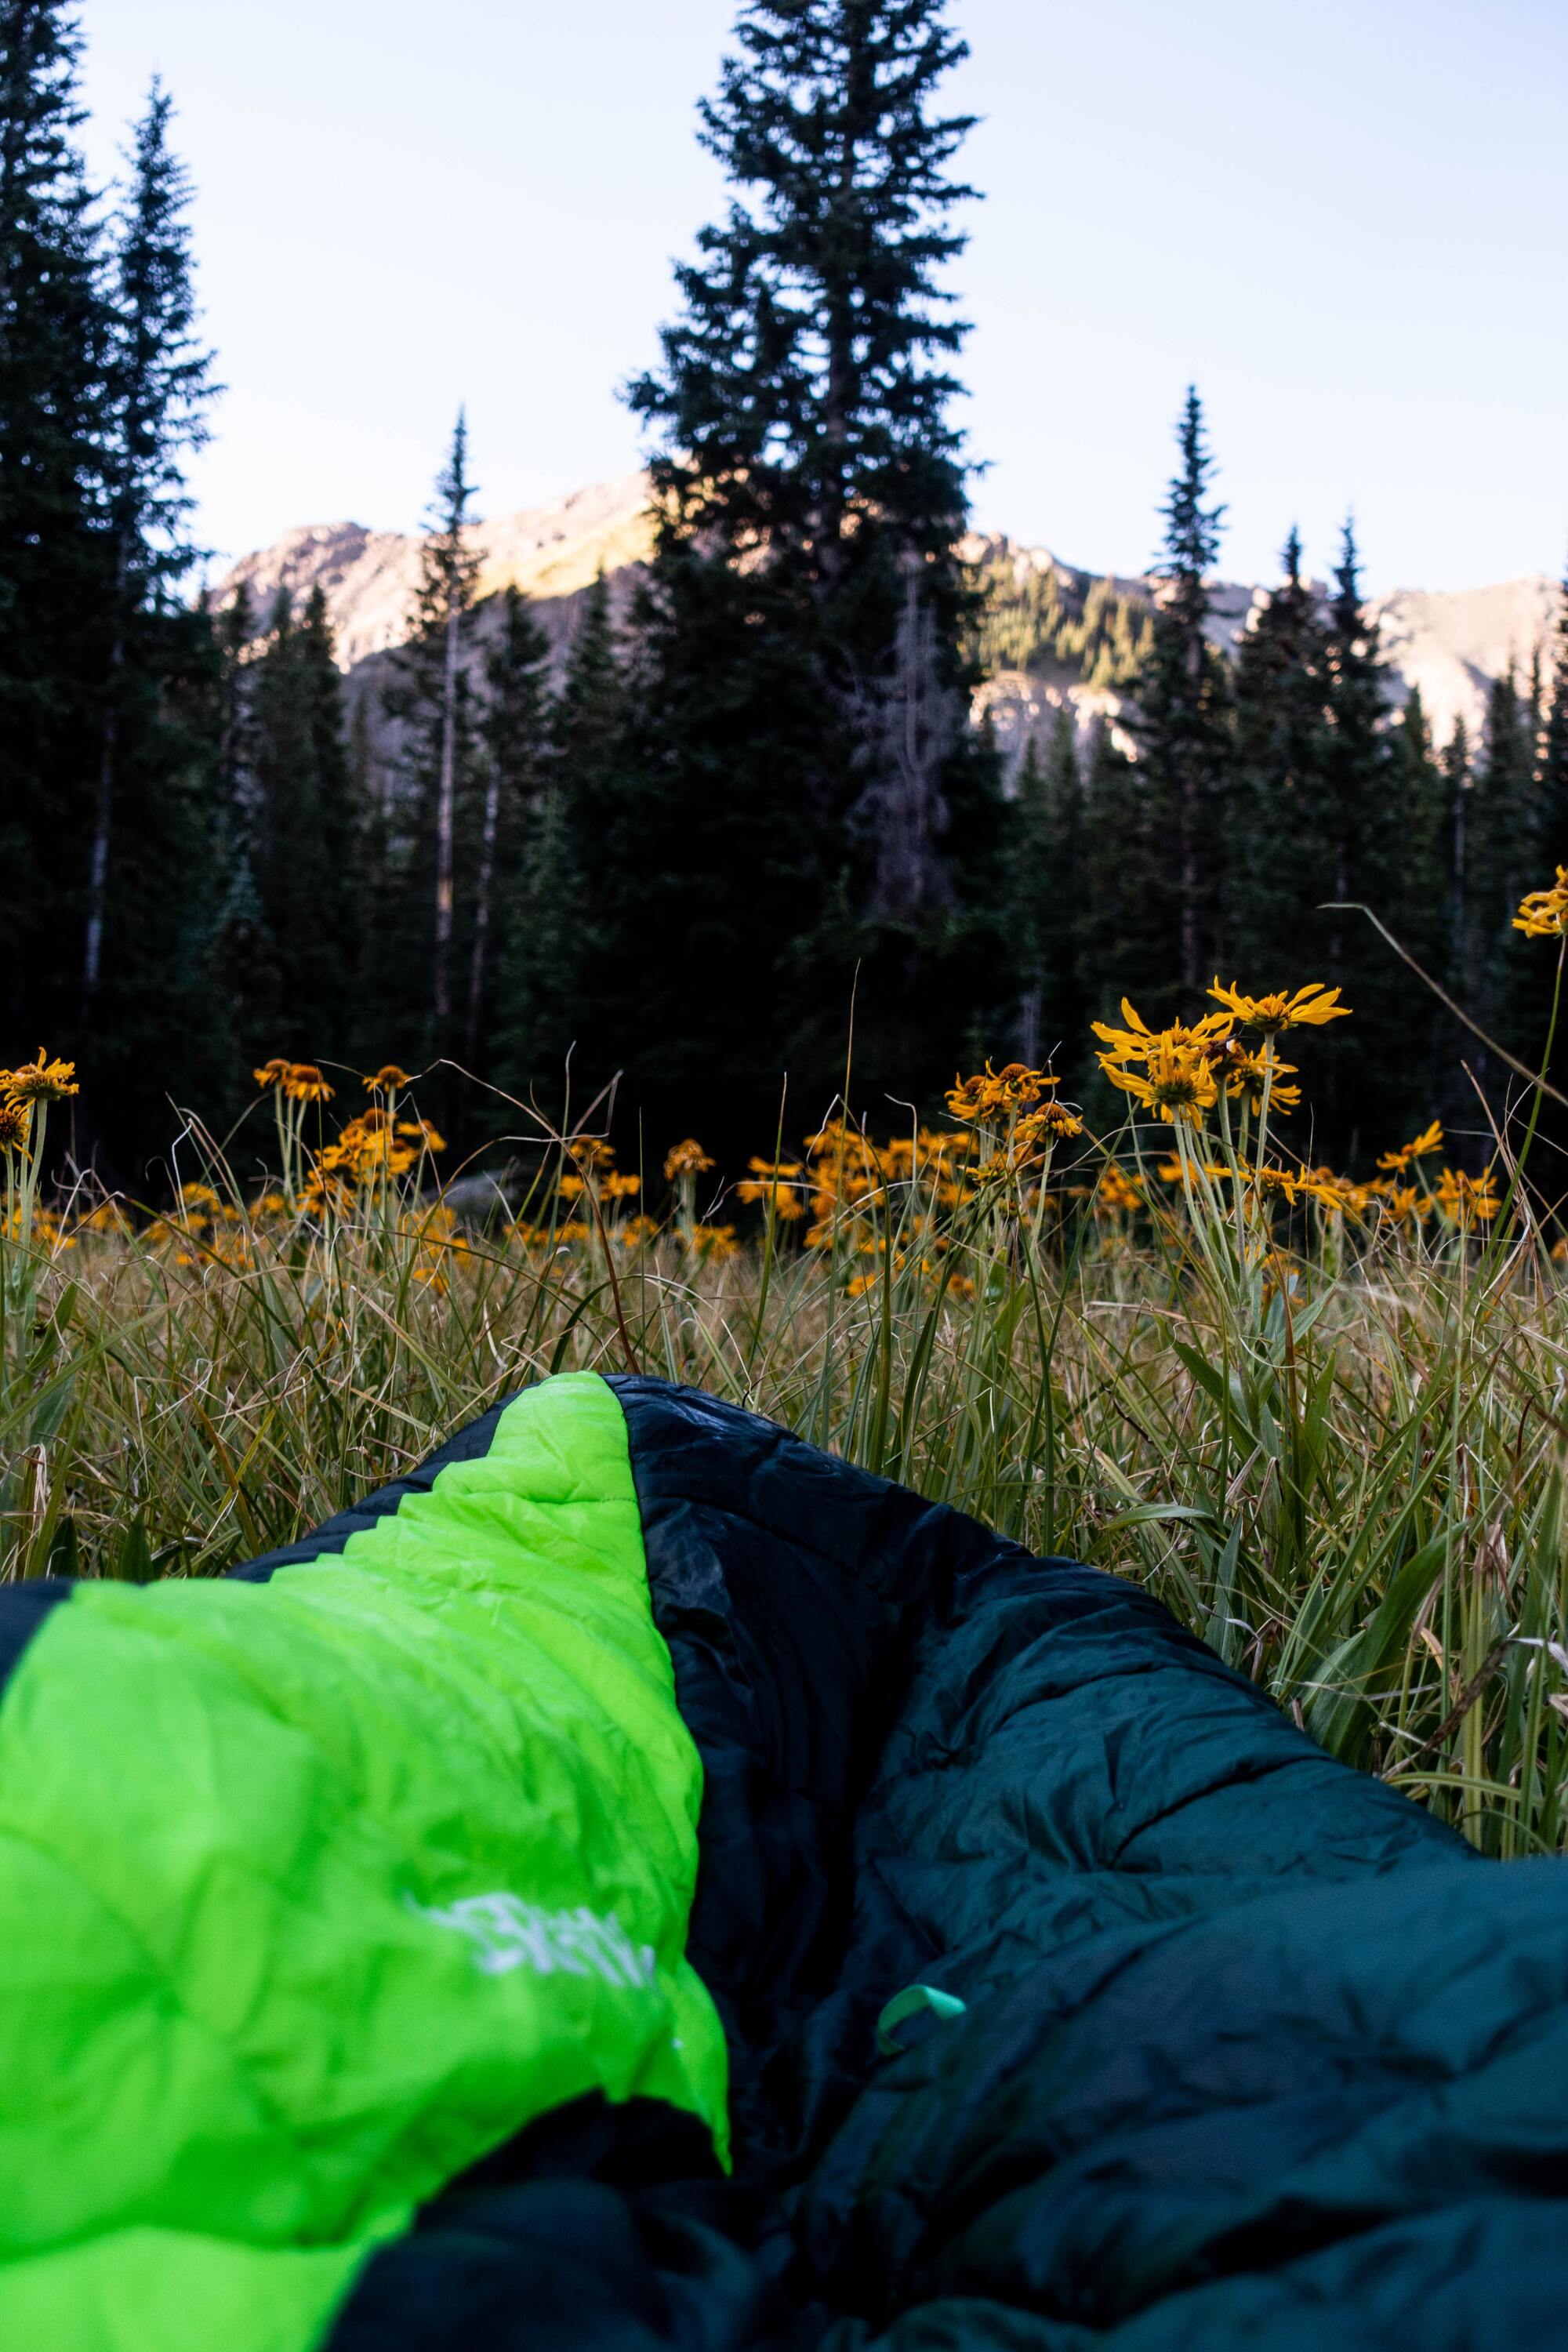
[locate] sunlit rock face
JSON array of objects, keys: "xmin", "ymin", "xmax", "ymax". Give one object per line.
[{"xmin": 217, "ymin": 480, "xmax": 1558, "ymax": 787}]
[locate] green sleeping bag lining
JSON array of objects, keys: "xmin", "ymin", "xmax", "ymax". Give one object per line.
[{"xmin": 0, "ymin": 1370, "xmax": 727, "ymax": 2352}]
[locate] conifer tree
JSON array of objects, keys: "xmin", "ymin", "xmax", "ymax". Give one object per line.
[
  {"xmin": 78, "ymin": 79, "xmax": 224, "ymax": 1168},
  {"xmin": 1471, "ymin": 666, "xmax": 1540, "ymax": 1086},
  {"xmin": 1076, "ymin": 718, "xmax": 1155, "ymax": 1072},
  {"xmin": 0, "ymin": 0, "xmax": 107, "ymax": 1054},
  {"xmin": 380, "ymin": 412, "xmax": 482, "ymax": 1066},
  {"xmin": 468, "ymin": 585, "xmax": 550, "ymax": 1065},
  {"xmin": 1389, "ymin": 683, "xmax": 1448, "ymax": 981},
  {"xmin": 1307, "ymin": 523, "xmax": 1409, "ymax": 1147},
  {"xmin": 613, "ymin": 0, "xmax": 1007, "ymax": 1142},
  {"xmin": 1515, "ymin": 570, "xmax": 1568, "ymax": 1105},
  {"xmin": 248, "ymin": 587, "xmax": 356, "ymax": 1062},
  {"xmin": 82, "ymin": 78, "xmax": 215, "ymax": 1008},
  {"xmin": 1225, "ymin": 527, "xmax": 1329, "ymax": 979},
  {"xmin": 1135, "ymin": 388, "xmax": 1231, "ymax": 996},
  {"xmin": 498, "ymin": 573, "xmax": 626, "ymax": 1108},
  {"xmin": 1539, "ymin": 563, "xmax": 1568, "ymax": 863},
  {"xmin": 209, "ymin": 582, "xmax": 278, "ymax": 1069},
  {"xmin": 1012, "ymin": 710, "xmax": 1084, "ymax": 1069}
]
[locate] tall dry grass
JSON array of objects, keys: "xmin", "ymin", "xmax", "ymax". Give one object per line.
[{"xmin": 5, "ymin": 950, "xmax": 1568, "ymax": 1860}]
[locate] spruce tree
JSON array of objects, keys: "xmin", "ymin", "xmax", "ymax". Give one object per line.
[
  {"xmin": 1518, "ymin": 570, "xmax": 1568, "ymax": 1107},
  {"xmin": 1225, "ymin": 527, "xmax": 1330, "ymax": 982},
  {"xmin": 1471, "ymin": 666, "xmax": 1540, "ymax": 1090},
  {"xmin": 1308, "ymin": 522, "xmax": 1408, "ymax": 1149},
  {"xmin": 82, "ymin": 79, "xmax": 215, "ymax": 1007},
  {"xmin": 209, "ymin": 581, "xmax": 278, "ymax": 1069},
  {"xmin": 379, "ymin": 412, "xmax": 482, "ymax": 1069},
  {"xmin": 1134, "ymin": 388, "xmax": 1231, "ymax": 996},
  {"xmin": 498, "ymin": 573, "xmax": 627, "ymax": 1109},
  {"xmin": 0, "ymin": 0, "xmax": 107, "ymax": 1057},
  {"xmin": 1076, "ymin": 717, "xmax": 1157, "ymax": 1070},
  {"xmin": 1012, "ymin": 710, "xmax": 1084, "ymax": 1071},
  {"xmin": 1389, "ymin": 684, "xmax": 1449, "ymax": 982},
  {"xmin": 79, "ymin": 79, "xmax": 223, "ymax": 1170},
  {"xmin": 1428, "ymin": 716, "xmax": 1477, "ymax": 1134},
  {"xmin": 613, "ymin": 0, "xmax": 1007, "ymax": 1144},
  {"xmin": 249, "ymin": 587, "xmax": 356, "ymax": 1064},
  {"xmin": 468, "ymin": 584, "xmax": 550, "ymax": 1066},
  {"xmin": 1538, "ymin": 564, "xmax": 1568, "ymax": 865}
]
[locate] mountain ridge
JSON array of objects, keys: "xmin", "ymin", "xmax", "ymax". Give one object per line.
[{"xmin": 215, "ymin": 473, "xmax": 1560, "ymax": 763}]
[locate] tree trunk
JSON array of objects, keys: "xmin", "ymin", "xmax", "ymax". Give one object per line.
[
  {"xmin": 465, "ymin": 758, "xmax": 501, "ymax": 1062},
  {"xmin": 82, "ymin": 532, "xmax": 129, "ymax": 1007},
  {"xmin": 433, "ymin": 587, "xmax": 460, "ymax": 1036}
]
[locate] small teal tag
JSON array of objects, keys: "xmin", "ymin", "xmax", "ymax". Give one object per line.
[{"xmin": 875, "ymin": 1982, "xmax": 968, "ymax": 2056}]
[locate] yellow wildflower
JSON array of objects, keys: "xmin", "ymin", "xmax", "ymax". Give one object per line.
[
  {"xmin": 1207, "ymin": 980, "xmax": 1352, "ymax": 1035},
  {"xmin": 735, "ymin": 1156, "xmax": 807, "ymax": 1221},
  {"xmin": 252, "ymin": 1058, "xmax": 292, "ymax": 1091},
  {"xmin": 1207, "ymin": 1036, "xmax": 1300, "ymax": 1116},
  {"xmin": 1513, "ymin": 869, "xmax": 1568, "ymax": 939},
  {"xmin": 664, "ymin": 1138, "xmax": 714, "ymax": 1181},
  {"xmin": 688, "ymin": 1222, "xmax": 738, "ymax": 1262},
  {"xmin": 1100, "ymin": 1032, "xmax": 1219, "ymax": 1126},
  {"xmin": 945, "ymin": 1062, "xmax": 1058, "ymax": 1123},
  {"xmin": 1094, "ymin": 1163, "xmax": 1142, "ymax": 1216},
  {"xmin": 282, "ymin": 1064, "xmax": 334, "ymax": 1103},
  {"xmin": 1299, "ymin": 1167, "xmax": 1373, "ymax": 1217},
  {"xmin": 0, "ymin": 1098, "xmax": 28, "ymax": 1152},
  {"xmin": 1372, "ymin": 1181, "xmax": 1430, "ymax": 1224},
  {"xmin": 601, "ymin": 1171, "xmax": 642, "ymax": 1201},
  {"xmin": 1019, "ymin": 1099, "xmax": 1084, "ymax": 1142},
  {"xmin": 1435, "ymin": 1166, "xmax": 1499, "ymax": 1227},
  {"xmin": 362, "ymin": 1064, "xmax": 412, "ymax": 1093},
  {"xmin": 1377, "ymin": 1120, "xmax": 1443, "ymax": 1174},
  {"xmin": 1092, "ymin": 1000, "xmax": 1232, "ymax": 1064},
  {"xmin": 2, "ymin": 1049, "xmax": 78, "ymax": 1103}
]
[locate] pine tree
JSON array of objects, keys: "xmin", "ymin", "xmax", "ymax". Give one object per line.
[
  {"xmin": 1539, "ymin": 563, "xmax": 1568, "ymax": 865},
  {"xmin": 1134, "ymin": 388, "xmax": 1231, "ymax": 996},
  {"xmin": 82, "ymin": 79, "xmax": 215, "ymax": 1007},
  {"xmin": 498, "ymin": 573, "xmax": 627, "ymax": 1109},
  {"xmin": 612, "ymin": 0, "xmax": 1007, "ymax": 1143},
  {"xmin": 1076, "ymin": 717, "xmax": 1156, "ymax": 1054},
  {"xmin": 468, "ymin": 585, "xmax": 550, "ymax": 1066},
  {"xmin": 1305, "ymin": 522, "xmax": 1408, "ymax": 1149},
  {"xmin": 379, "ymin": 412, "xmax": 482, "ymax": 1069},
  {"xmin": 1428, "ymin": 715, "xmax": 1477, "ymax": 1134},
  {"xmin": 1516, "ymin": 570, "xmax": 1568, "ymax": 1109},
  {"xmin": 247, "ymin": 586, "xmax": 356, "ymax": 1063},
  {"xmin": 1471, "ymin": 666, "xmax": 1540, "ymax": 1091},
  {"xmin": 208, "ymin": 581, "xmax": 278, "ymax": 1065},
  {"xmin": 1389, "ymin": 684, "xmax": 1448, "ymax": 982},
  {"xmin": 78, "ymin": 79, "xmax": 223, "ymax": 1170},
  {"xmin": 1012, "ymin": 710, "xmax": 1084, "ymax": 1070},
  {"xmin": 0, "ymin": 0, "xmax": 108, "ymax": 1055},
  {"xmin": 1225, "ymin": 527, "xmax": 1329, "ymax": 981}
]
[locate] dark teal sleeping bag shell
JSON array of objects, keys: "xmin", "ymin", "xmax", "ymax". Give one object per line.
[{"xmin": 1, "ymin": 1370, "xmax": 1566, "ymax": 2350}]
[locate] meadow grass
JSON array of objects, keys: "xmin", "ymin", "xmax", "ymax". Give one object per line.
[{"xmin": 5, "ymin": 985, "xmax": 1568, "ymax": 1863}]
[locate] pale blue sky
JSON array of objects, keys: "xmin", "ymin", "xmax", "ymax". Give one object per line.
[{"xmin": 81, "ymin": 0, "xmax": 1566, "ymax": 591}]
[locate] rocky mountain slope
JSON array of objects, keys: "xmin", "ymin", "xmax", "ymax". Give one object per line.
[{"xmin": 215, "ymin": 474, "xmax": 1560, "ymax": 773}]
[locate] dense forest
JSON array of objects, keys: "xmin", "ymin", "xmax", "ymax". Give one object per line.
[{"xmin": 4, "ymin": 0, "xmax": 1566, "ymax": 1185}]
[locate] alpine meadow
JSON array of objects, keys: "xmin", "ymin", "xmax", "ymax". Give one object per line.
[{"xmin": 7, "ymin": 0, "xmax": 1568, "ymax": 1868}]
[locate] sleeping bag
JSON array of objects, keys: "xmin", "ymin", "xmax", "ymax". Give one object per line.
[{"xmin": 1, "ymin": 1368, "xmax": 1564, "ymax": 2350}]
